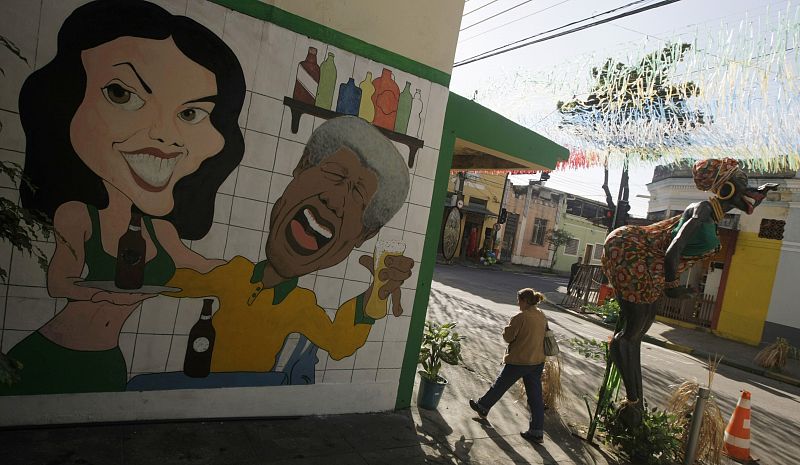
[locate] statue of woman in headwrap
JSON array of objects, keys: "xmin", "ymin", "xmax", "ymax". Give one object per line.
[{"xmin": 601, "ymin": 158, "xmax": 778, "ymax": 424}]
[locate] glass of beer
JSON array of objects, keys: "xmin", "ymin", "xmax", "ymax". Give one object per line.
[{"xmin": 364, "ymin": 240, "xmax": 406, "ymax": 319}]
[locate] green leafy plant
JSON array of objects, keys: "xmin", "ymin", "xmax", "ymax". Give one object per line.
[
  {"xmin": 569, "ymin": 337, "xmax": 609, "ymax": 361},
  {"xmin": 599, "ymin": 401, "xmax": 683, "ymax": 465},
  {"xmin": 584, "ymin": 299, "xmax": 620, "ymax": 323},
  {"xmin": 418, "ymin": 321, "xmax": 465, "ymax": 384}
]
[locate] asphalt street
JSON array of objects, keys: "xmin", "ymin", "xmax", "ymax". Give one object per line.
[{"xmin": 430, "ymin": 264, "xmax": 800, "ymax": 465}]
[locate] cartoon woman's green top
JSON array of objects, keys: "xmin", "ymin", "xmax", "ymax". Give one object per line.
[{"xmin": 84, "ymin": 204, "xmax": 176, "ymax": 284}]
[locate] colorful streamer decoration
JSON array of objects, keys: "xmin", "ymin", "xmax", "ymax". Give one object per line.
[{"xmin": 473, "ymin": 3, "xmax": 800, "ymax": 172}]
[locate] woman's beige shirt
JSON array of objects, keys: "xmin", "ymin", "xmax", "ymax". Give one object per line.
[{"xmin": 502, "ymin": 307, "xmax": 547, "ymax": 365}]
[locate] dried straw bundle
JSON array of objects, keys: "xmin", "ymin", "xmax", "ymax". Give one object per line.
[
  {"xmin": 542, "ymin": 357, "xmax": 564, "ymax": 409},
  {"xmin": 514, "ymin": 357, "xmax": 564, "ymax": 410},
  {"xmin": 754, "ymin": 337, "xmax": 790, "ymax": 371},
  {"xmin": 666, "ymin": 356, "xmax": 725, "ymax": 465}
]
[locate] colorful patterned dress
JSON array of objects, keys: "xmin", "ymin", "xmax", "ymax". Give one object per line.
[{"xmin": 602, "ymin": 214, "xmax": 720, "ymax": 304}]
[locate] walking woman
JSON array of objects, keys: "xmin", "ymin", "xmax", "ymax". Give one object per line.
[{"xmin": 470, "ymin": 288, "xmax": 548, "ymax": 443}]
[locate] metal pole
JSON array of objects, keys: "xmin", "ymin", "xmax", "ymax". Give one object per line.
[{"xmin": 683, "ymin": 387, "xmax": 710, "ymax": 465}]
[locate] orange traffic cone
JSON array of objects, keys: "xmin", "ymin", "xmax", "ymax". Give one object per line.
[{"xmin": 723, "ymin": 390, "xmax": 752, "ymax": 462}]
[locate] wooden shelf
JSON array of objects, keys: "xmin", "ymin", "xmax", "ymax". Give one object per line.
[{"xmin": 283, "ymin": 96, "xmax": 424, "ymax": 168}]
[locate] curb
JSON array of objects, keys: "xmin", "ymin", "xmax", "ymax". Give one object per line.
[{"xmin": 545, "ymin": 299, "xmax": 800, "ymax": 389}]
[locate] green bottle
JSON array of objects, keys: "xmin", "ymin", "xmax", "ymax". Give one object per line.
[
  {"xmin": 394, "ymin": 81, "xmax": 412, "ymax": 133},
  {"xmin": 315, "ymin": 52, "xmax": 337, "ymax": 109}
]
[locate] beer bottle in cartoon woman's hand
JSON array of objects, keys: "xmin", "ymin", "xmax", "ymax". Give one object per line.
[
  {"xmin": 184, "ymin": 299, "xmax": 216, "ymax": 378},
  {"xmin": 114, "ymin": 205, "xmax": 146, "ymax": 289}
]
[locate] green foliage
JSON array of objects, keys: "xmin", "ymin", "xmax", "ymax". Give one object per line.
[
  {"xmin": 418, "ymin": 321, "xmax": 465, "ymax": 384},
  {"xmin": 584, "ymin": 298, "xmax": 620, "ymax": 323},
  {"xmin": 0, "ymin": 352, "xmax": 22, "ymax": 386},
  {"xmin": 599, "ymin": 401, "xmax": 683, "ymax": 465},
  {"xmin": 569, "ymin": 337, "xmax": 608, "ymax": 361},
  {"xmin": 545, "ymin": 228, "xmax": 575, "ymax": 271}
]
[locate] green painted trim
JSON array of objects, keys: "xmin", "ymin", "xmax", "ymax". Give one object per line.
[
  {"xmin": 446, "ymin": 93, "xmax": 568, "ymax": 169},
  {"xmin": 210, "ymin": 0, "xmax": 450, "ymax": 87},
  {"xmin": 395, "ymin": 131, "xmax": 457, "ymax": 409}
]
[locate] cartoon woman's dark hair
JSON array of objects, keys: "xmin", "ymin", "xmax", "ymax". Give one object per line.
[{"xmin": 19, "ymin": 0, "xmax": 245, "ymax": 240}]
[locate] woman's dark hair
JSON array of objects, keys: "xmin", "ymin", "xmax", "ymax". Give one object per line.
[{"xmin": 19, "ymin": 0, "xmax": 245, "ymax": 240}]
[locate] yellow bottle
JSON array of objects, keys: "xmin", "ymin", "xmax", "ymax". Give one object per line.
[{"xmin": 358, "ymin": 71, "xmax": 375, "ymax": 122}]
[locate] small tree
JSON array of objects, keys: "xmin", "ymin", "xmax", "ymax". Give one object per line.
[{"xmin": 546, "ymin": 228, "xmax": 575, "ymax": 271}]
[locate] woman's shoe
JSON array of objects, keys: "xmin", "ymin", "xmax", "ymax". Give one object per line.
[
  {"xmin": 520, "ymin": 431, "xmax": 544, "ymax": 443},
  {"xmin": 469, "ymin": 399, "xmax": 489, "ymax": 418}
]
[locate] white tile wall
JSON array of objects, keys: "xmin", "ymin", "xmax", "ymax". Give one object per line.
[
  {"xmin": 376, "ymin": 368, "xmax": 401, "ymax": 383},
  {"xmin": 273, "ymin": 138, "xmax": 305, "ymax": 176},
  {"xmin": 230, "ymin": 196, "xmax": 267, "ymax": 231},
  {"xmin": 166, "ymin": 335, "xmax": 189, "ymax": 372},
  {"xmin": 353, "ymin": 341, "xmax": 381, "ymax": 369},
  {"xmin": 223, "ymin": 226, "xmax": 262, "ymax": 261},
  {"xmin": 0, "ymin": 0, "xmax": 449, "ymax": 388},
  {"xmin": 186, "ymin": 0, "xmax": 226, "ymax": 37},
  {"xmin": 148, "ymin": 0, "xmax": 188, "ymax": 16},
  {"xmin": 378, "ymin": 341, "xmax": 406, "ymax": 369},
  {"xmin": 313, "ymin": 276, "xmax": 344, "ymax": 310},
  {"xmin": 247, "ymin": 94, "xmax": 284, "ymax": 136},
  {"xmin": 0, "ymin": 0, "xmax": 40, "ymax": 112},
  {"xmin": 253, "ymin": 24, "xmax": 296, "ymax": 99},
  {"xmin": 322, "ymin": 369, "xmax": 352, "ymax": 383},
  {"xmin": 2, "ymin": 329, "xmax": 31, "ymax": 353},
  {"xmin": 242, "ymin": 130, "xmax": 278, "ymax": 171},
  {"xmin": 0, "ymin": 111, "xmax": 25, "ymax": 153},
  {"xmin": 130, "ymin": 334, "xmax": 172, "ymax": 373},
  {"xmin": 138, "ymin": 296, "xmax": 180, "ymax": 334},
  {"xmin": 5, "ymin": 285, "xmax": 55, "ymax": 330},
  {"xmin": 8, "ymin": 242, "xmax": 53, "ymax": 287},
  {"xmin": 351, "ymin": 369, "xmax": 377, "ymax": 383},
  {"xmin": 405, "ymin": 204, "xmax": 430, "ymax": 235},
  {"xmin": 222, "ymin": 9, "xmax": 263, "ymax": 90}
]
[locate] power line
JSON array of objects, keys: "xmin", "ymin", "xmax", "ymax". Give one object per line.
[
  {"xmin": 454, "ymin": 0, "xmax": 684, "ymax": 67},
  {"xmin": 458, "ymin": 0, "xmax": 653, "ymax": 63},
  {"xmin": 461, "ymin": 0, "xmax": 537, "ymax": 32},
  {"xmin": 463, "ymin": 0, "xmax": 503, "ymax": 17},
  {"xmin": 459, "ymin": 0, "xmax": 574, "ymax": 44}
]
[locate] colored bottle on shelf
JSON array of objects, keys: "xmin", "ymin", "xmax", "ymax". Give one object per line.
[
  {"xmin": 335, "ymin": 77, "xmax": 362, "ymax": 116},
  {"xmin": 114, "ymin": 205, "xmax": 145, "ymax": 290},
  {"xmin": 394, "ymin": 81, "xmax": 412, "ymax": 134},
  {"xmin": 315, "ymin": 52, "xmax": 337, "ymax": 110},
  {"xmin": 184, "ymin": 299, "xmax": 216, "ymax": 378},
  {"xmin": 358, "ymin": 72, "xmax": 375, "ymax": 122},
  {"xmin": 293, "ymin": 46, "xmax": 320, "ymax": 105},
  {"xmin": 371, "ymin": 68, "xmax": 400, "ymax": 130},
  {"xmin": 408, "ymin": 89, "xmax": 424, "ymax": 138}
]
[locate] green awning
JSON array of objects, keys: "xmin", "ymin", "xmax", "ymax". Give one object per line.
[{"xmin": 444, "ymin": 93, "xmax": 568, "ymax": 172}]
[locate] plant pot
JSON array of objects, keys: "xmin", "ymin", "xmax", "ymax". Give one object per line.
[{"xmin": 417, "ymin": 376, "xmax": 447, "ymax": 410}]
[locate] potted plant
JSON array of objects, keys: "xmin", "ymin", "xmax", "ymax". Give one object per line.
[{"xmin": 417, "ymin": 321, "xmax": 465, "ymax": 410}]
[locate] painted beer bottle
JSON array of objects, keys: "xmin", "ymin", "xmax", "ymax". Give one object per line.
[
  {"xmin": 184, "ymin": 299, "xmax": 216, "ymax": 378},
  {"xmin": 114, "ymin": 205, "xmax": 146, "ymax": 289}
]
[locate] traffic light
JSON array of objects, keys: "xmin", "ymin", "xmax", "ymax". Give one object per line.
[
  {"xmin": 604, "ymin": 209, "xmax": 614, "ymax": 228},
  {"xmin": 498, "ymin": 208, "xmax": 508, "ymax": 224}
]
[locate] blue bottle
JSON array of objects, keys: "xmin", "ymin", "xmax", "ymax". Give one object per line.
[{"xmin": 335, "ymin": 77, "xmax": 362, "ymax": 116}]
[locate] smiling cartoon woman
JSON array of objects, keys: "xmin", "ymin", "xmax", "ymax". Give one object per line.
[{"xmin": 2, "ymin": 0, "xmax": 245, "ymax": 395}]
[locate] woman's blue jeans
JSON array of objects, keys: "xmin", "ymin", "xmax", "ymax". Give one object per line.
[{"xmin": 477, "ymin": 363, "xmax": 545, "ymax": 435}]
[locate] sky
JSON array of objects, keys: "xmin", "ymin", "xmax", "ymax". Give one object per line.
[{"xmin": 449, "ymin": 0, "xmax": 795, "ymax": 216}]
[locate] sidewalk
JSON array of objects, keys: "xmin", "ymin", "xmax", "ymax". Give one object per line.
[
  {"xmin": 2, "ymin": 364, "xmax": 619, "ymax": 465},
  {"xmin": 542, "ymin": 290, "xmax": 800, "ymax": 389}
]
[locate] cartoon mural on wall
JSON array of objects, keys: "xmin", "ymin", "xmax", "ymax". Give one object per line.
[{"xmin": 0, "ymin": 0, "xmax": 422, "ymax": 396}]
